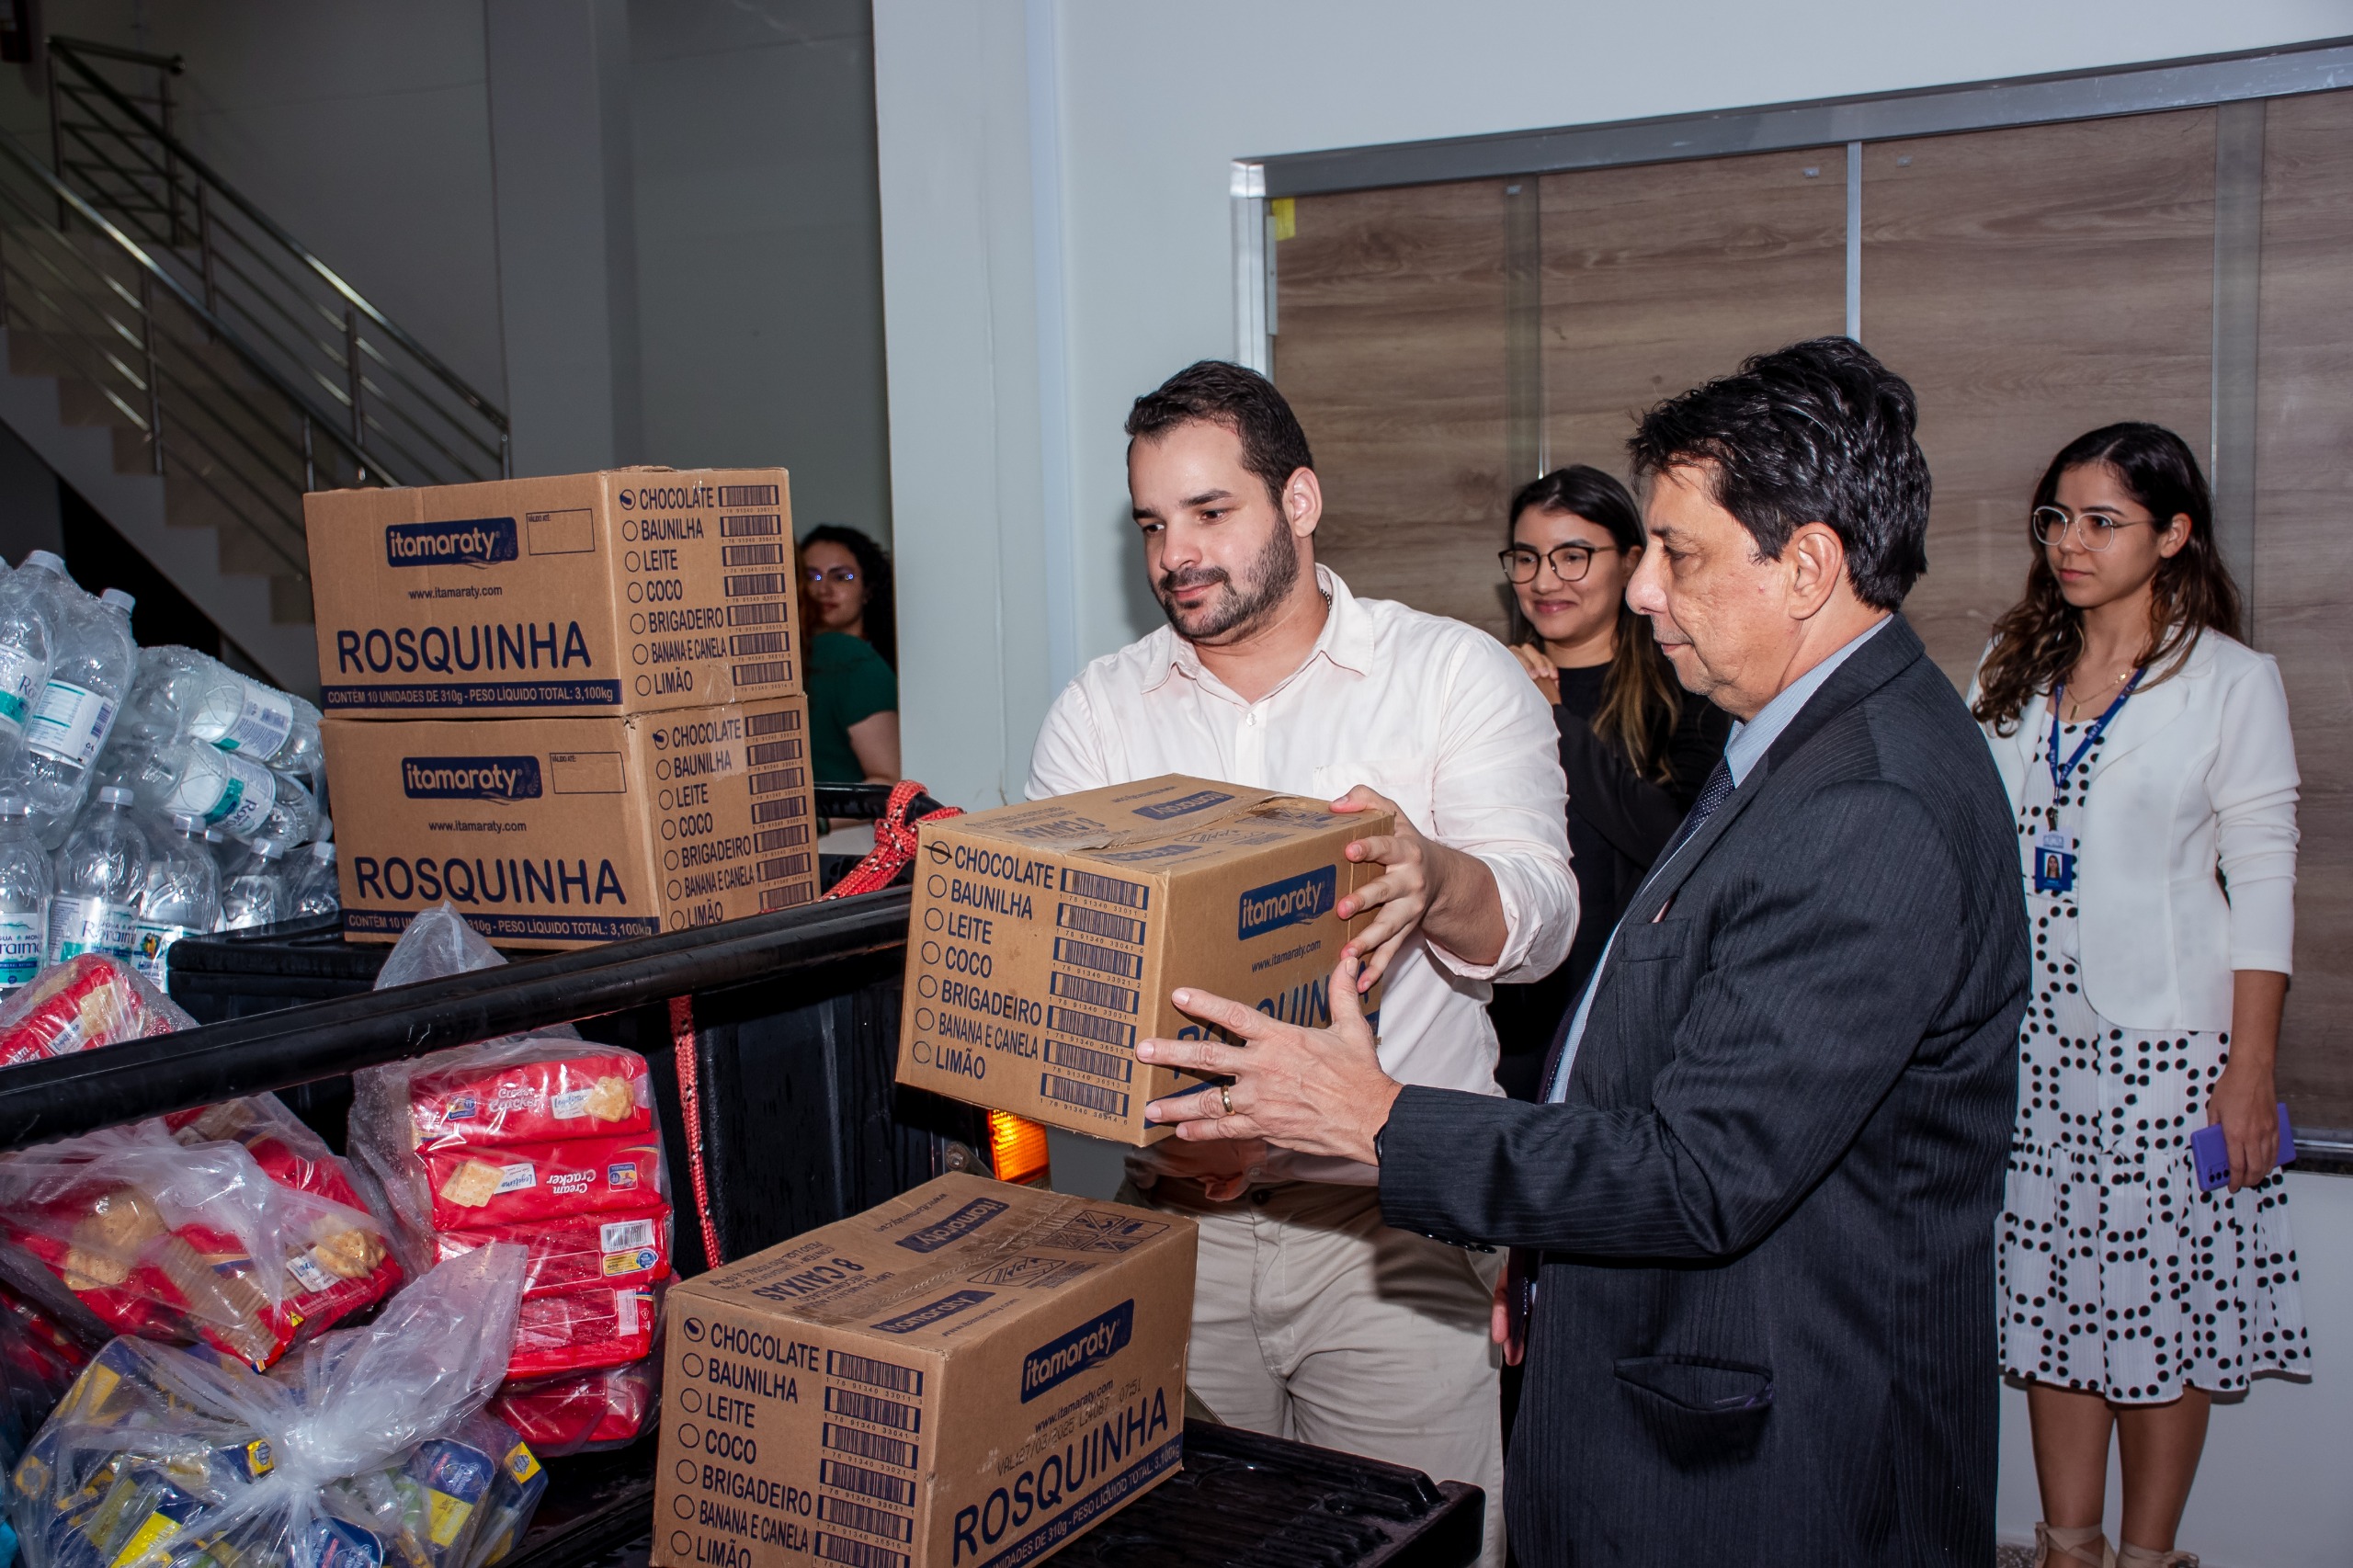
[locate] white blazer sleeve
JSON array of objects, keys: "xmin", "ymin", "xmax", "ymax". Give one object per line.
[{"xmin": 2211, "ymin": 653, "xmax": 2300, "ymax": 974}]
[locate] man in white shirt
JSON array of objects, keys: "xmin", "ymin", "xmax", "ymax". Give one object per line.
[{"xmin": 1028, "ymin": 360, "xmax": 1574, "ymax": 1566}]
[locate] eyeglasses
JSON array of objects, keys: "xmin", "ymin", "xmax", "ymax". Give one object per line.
[
  {"xmin": 2030, "ymin": 506, "xmax": 2153, "ymax": 552},
  {"xmin": 1499, "ymin": 543, "xmax": 1617, "ymax": 584},
  {"xmin": 804, "ymin": 566, "xmax": 859, "ymax": 586}
]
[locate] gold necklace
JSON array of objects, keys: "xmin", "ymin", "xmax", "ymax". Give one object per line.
[{"xmin": 2061, "ymin": 664, "xmax": 2135, "ymax": 722}]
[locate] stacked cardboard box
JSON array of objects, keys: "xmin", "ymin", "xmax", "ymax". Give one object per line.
[{"xmin": 305, "ymin": 469, "xmax": 819, "ymax": 949}]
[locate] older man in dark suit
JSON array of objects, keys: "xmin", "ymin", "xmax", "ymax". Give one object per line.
[{"xmin": 1138, "ymin": 337, "xmax": 2029, "ymax": 1565}]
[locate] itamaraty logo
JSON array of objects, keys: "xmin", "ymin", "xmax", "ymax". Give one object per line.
[
  {"xmin": 386, "ymin": 517, "xmax": 518, "ymax": 568},
  {"xmin": 1237, "ymin": 866, "xmax": 1336, "ymax": 941},
  {"xmin": 400, "ymin": 756, "xmax": 543, "ymax": 801},
  {"xmin": 1020, "ymin": 1299, "xmax": 1134, "ymax": 1402}
]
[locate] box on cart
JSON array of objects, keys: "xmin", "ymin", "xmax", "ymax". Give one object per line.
[
  {"xmin": 653, "ymin": 1173, "xmax": 1196, "ymax": 1568},
  {"xmin": 322, "ymin": 695, "xmax": 817, "ymax": 949},
  {"xmin": 305, "ymin": 467, "xmax": 801, "ymax": 718},
  {"xmin": 893, "ymin": 775, "xmax": 1385, "ymax": 1145}
]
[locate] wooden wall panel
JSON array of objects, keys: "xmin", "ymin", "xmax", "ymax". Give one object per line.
[
  {"xmin": 1540, "ymin": 149, "xmax": 1847, "ymax": 487},
  {"xmin": 1860, "ymin": 112, "xmax": 2217, "ymax": 687},
  {"xmin": 1274, "ymin": 181, "xmax": 1508, "ymax": 631},
  {"xmin": 2256, "ymin": 90, "xmax": 2353, "ymax": 1129}
]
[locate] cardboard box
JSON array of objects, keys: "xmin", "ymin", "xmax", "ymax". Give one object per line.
[
  {"xmin": 893, "ymin": 776, "xmax": 1385, "ymax": 1145},
  {"xmin": 323, "ymin": 695, "xmax": 817, "ymax": 949},
  {"xmin": 654, "ymin": 1173, "xmax": 1195, "ymax": 1568},
  {"xmin": 305, "ymin": 468, "xmax": 801, "ymax": 717}
]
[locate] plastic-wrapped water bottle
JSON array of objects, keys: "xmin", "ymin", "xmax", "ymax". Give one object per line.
[
  {"xmin": 131, "ymin": 735, "xmax": 318, "ymax": 846},
  {"xmin": 48, "ymin": 784, "xmax": 146, "ymax": 961},
  {"xmin": 0, "ymin": 795, "xmax": 51, "ymax": 993},
  {"xmin": 139, "ymin": 645, "xmax": 324, "ymax": 778},
  {"xmin": 0, "ymin": 559, "xmax": 54, "ymax": 767},
  {"xmin": 132, "ymin": 811, "xmax": 221, "ymax": 989},
  {"xmin": 18, "ymin": 584, "xmax": 134, "ymax": 816},
  {"xmin": 220, "ymin": 837, "xmax": 290, "ymax": 931},
  {"xmin": 287, "ymin": 839, "xmax": 339, "ymax": 916}
]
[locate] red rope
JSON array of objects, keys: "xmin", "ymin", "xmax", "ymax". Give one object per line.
[
  {"xmin": 679, "ymin": 784, "xmax": 960, "ymax": 1271},
  {"xmin": 821, "ymin": 779, "xmax": 964, "ymax": 900},
  {"xmin": 670, "ymin": 994, "xmax": 724, "ymax": 1269}
]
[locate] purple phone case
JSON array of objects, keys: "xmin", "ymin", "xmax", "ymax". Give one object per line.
[{"xmin": 2190, "ymin": 1103, "xmax": 2296, "ymax": 1191}]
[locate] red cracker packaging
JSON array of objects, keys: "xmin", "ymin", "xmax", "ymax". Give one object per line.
[
  {"xmin": 408, "ymin": 1047, "xmax": 655, "ymax": 1146},
  {"xmin": 0, "ymin": 1115, "xmax": 400, "ymax": 1369},
  {"xmin": 491, "ymin": 1361, "xmax": 658, "ymax": 1457},
  {"xmin": 165, "ymin": 1095, "xmax": 376, "ymax": 1214},
  {"xmin": 0, "ymin": 954, "xmax": 193, "ymax": 1067},
  {"xmin": 416, "ymin": 1133, "xmax": 664, "ymax": 1231},
  {"xmin": 509, "ymin": 1283, "xmax": 660, "ymax": 1379},
  {"xmin": 434, "ymin": 1207, "xmax": 673, "ymax": 1299}
]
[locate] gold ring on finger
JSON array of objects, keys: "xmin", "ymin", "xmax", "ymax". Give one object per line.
[{"xmin": 1220, "ymin": 1084, "xmax": 1233, "ymax": 1116}]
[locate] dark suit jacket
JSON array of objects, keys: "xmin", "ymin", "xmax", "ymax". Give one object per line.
[{"xmin": 1381, "ymin": 615, "xmax": 2027, "ymax": 1566}]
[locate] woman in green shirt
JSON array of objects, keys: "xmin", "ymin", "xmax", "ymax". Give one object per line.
[{"xmin": 799, "ymin": 525, "xmax": 900, "ymax": 783}]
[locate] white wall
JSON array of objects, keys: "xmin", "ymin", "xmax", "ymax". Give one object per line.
[{"xmin": 872, "ymin": 5, "xmax": 2353, "ymax": 1562}]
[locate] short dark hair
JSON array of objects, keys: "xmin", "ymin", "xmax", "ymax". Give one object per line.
[
  {"xmin": 1627, "ymin": 336, "xmax": 1930, "ymax": 610},
  {"xmin": 1125, "ymin": 360, "xmax": 1314, "ymax": 507}
]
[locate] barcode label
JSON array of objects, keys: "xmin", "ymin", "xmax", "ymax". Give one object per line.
[
  {"xmin": 752, "ymin": 796, "xmax": 810, "ymax": 823},
  {"xmin": 747, "ymin": 708, "xmax": 802, "ymax": 734},
  {"xmin": 1062, "ymin": 868, "xmax": 1148, "ymax": 909},
  {"xmin": 818, "ymin": 1497, "xmax": 914, "ymax": 1542},
  {"xmin": 757, "ymin": 852, "xmax": 812, "ymax": 881},
  {"xmin": 722, "ymin": 542, "xmax": 787, "ymax": 566},
  {"xmin": 756, "ymin": 824, "xmax": 811, "ymax": 850},
  {"xmin": 727, "ymin": 601, "xmax": 789, "ymax": 626},
  {"xmin": 827, "ymin": 1350, "xmax": 924, "ymax": 1394},
  {"xmin": 1054, "ymin": 936, "xmax": 1143, "ymax": 979},
  {"xmin": 748, "ymin": 737, "xmax": 803, "ymax": 765},
  {"xmin": 718, "ymin": 484, "xmax": 780, "ymax": 506},
  {"xmin": 731, "ymin": 631, "xmax": 788, "ymax": 656},
  {"xmin": 1041, "ymin": 1074, "xmax": 1131, "ymax": 1118},
  {"xmin": 1049, "ymin": 1006, "xmax": 1135, "ymax": 1048},
  {"xmin": 821, "ymin": 1460, "xmax": 917, "ymax": 1506},
  {"xmin": 733, "ymin": 658, "xmax": 795, "ymax": 686},
  {"xmin": 1051, "ymin": 971, "xmax": 1138, "ymax": 1014},
  {"xmin": 762, "ymin": 881, "xmax": 816, "ymax": 910},
  {"xmin": 816, "ymin": 1535, "xmax": 906, "ymax": 1568},
  {"xmin": 725, "ymin": 573, "xmax": 787, "ymax": 597},
  {"xmin": 824, "ymin": 1387, "xmax": 920, "ymax": 1431},
  {"xmin": 749, "ymin": 766, "xmax": 806, "ymax": 794},
  {"xmin": 720, "ymin": 513, "xmax": 783, "ymax": 537},
  {"xmin": 1045, "ymin": 1039, "xmax": 1133, "ymax": 1083},
  {"xmin": 823, "ymin": 1424, "xmax": 917, "ymax": 1469},
  {"xmin": 1058, "ymin": 903, "xmax": 1145, "ymax": 945}
]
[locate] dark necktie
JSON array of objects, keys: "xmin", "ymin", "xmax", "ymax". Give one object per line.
[{"xmin": 1656, "ymin": 757, "xmax": 1735, "ymax": 864}]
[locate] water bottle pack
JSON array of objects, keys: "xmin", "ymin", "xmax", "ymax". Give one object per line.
[{"xmin": 0, "ymin": 551, "xmax": 335, "ymax": 998}]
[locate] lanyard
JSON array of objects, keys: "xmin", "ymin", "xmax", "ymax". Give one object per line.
[{"xmin": 2047, "ymin": 668, "xmax": 2144, "ymax": 791}]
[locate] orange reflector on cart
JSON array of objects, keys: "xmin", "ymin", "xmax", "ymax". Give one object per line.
[{"xmin": 988, "ymin": 1110, "xmax": 1051, "ymax": 1186}]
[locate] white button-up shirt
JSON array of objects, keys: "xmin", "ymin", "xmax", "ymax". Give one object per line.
[{"xmin": 1028, "ymin": 565, "xmax": 1576, "ymax": 1175}]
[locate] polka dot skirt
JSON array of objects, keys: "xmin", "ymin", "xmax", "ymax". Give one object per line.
[{"xmin": 1997, "ymin": 720, "xmax": 2310, "ymax": 1403}]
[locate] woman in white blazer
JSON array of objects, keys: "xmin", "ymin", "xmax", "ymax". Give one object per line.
[{"xmin": 1972, "ymin": 424, "xmax": 2308, "ymax": 1568}]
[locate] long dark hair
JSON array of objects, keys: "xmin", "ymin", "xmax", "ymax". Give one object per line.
[
  {"xmin": 1506, "ymin": 466, "xmax": 1684, "ymax": 782},
  {"xmin": 1972, "ymin": 423, "xmax": 2242, "ymax": 733},
  {"xmin": 798, "ymin": 524, "xmax": 896, "ymax": 669}
]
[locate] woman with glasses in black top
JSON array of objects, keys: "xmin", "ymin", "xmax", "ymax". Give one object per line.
[{"xmin": 1486, "ymin": 466, "xmax": 1730, "ymax": 1099}]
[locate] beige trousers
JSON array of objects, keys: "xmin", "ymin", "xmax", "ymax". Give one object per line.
[{"xmin": 1133, "ymin": 1179, "xmax": 1506, "ymax": 1568}]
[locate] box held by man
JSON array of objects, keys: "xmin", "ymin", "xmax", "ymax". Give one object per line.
[{"xmin": 895, "ymin": 775, "xmax": 1386, "ymax": 1145}]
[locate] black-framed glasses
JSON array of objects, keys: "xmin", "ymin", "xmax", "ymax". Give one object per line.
[
  {"xmin": 804, "ymin": 566, "xmax": 859, "ymax": 585},
  {"xmin": 1500, "ymin": 542, "xmax": 1617, "ymax": 584},
  {"xmin": 2030, "ymin": 506, "xmax": 2152, "ymax": 552}
]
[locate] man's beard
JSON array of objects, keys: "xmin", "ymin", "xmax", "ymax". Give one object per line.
[{"xmin": 1154, "ymin": 520, "xmax": 1302, "ymax": 643}]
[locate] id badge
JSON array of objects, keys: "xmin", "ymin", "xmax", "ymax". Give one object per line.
[{"xmin": 2033, "ymin": 829, "xmax": 2075, "ymax": 893}]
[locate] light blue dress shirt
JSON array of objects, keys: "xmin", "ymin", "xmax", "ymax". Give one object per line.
[{"xmin": 1543, "ymin": 616, "xmax": 1891, "ymax": 1101}]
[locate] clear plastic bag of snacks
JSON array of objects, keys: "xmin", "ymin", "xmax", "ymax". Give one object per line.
[
  {"xmin": 6, "ymin": 1246, "xmax": 525, "ymax": 1568},
  {"xmin": 0, "ymin": 1117, "xmax": 398, "ymax": 1371},
  {"xmin": 0, "ymin": 957, "xmax": 192, "ymax": 1068}
]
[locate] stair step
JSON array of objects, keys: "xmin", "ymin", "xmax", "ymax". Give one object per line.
[{"xmin": 268, "ymin": 575, "xmax": 313, "ymax": 627}]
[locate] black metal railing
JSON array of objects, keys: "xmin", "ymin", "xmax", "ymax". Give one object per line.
[{"xmin": 44, "ymin": 37, "xmax": 509, "ymax": 494}]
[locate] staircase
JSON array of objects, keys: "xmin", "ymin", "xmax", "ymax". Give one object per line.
[{"xmin": 0, "ymin": 38, "xmax": 510, "ymax": 695}]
